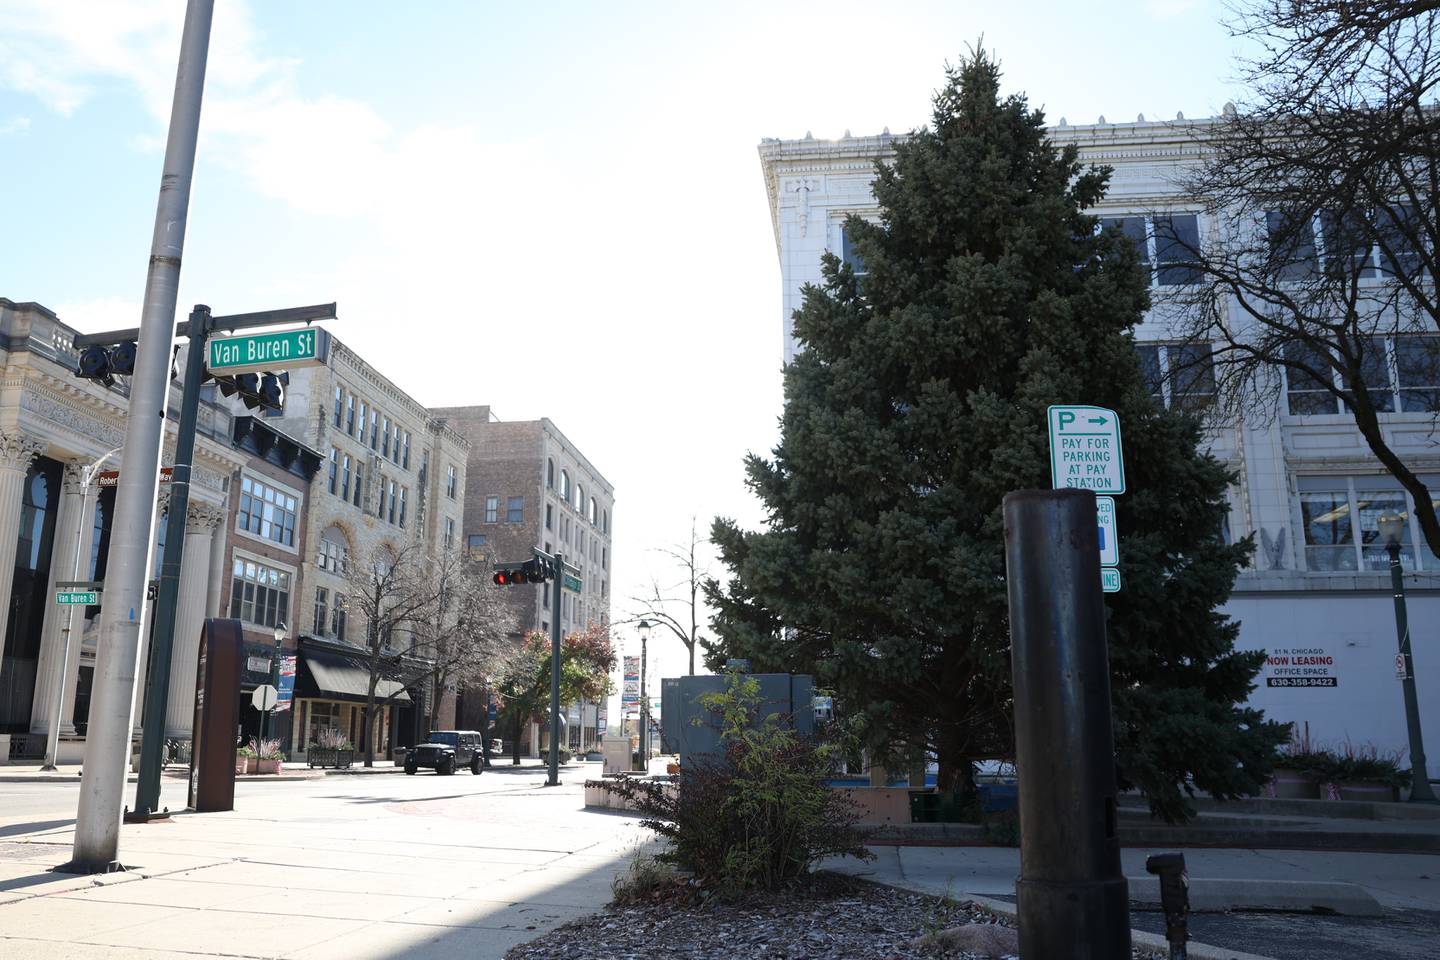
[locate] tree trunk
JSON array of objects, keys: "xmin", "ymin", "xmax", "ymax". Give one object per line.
[
  {"xmin": 935, "ymin": 731, "xmax": 975, "ymax": 797},
  {"xmin": 512, "ymin": 708, "xmax": 522, "ymax": 765}
]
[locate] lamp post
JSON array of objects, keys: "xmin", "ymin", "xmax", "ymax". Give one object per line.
[
  {"xmin": 1378, "ymin": 514, "xmax": 1436, "ymax": 803},
  {"xmin": 40, "ymin": 446, "xmax": 123, "ymax": 771},
  {"xmin": 637, "ymin": 619, "xmax": 651, "ymax": 772},
  {"xmin": 262, "ymin": 622, "xmax": 286, "ymax": 744}
]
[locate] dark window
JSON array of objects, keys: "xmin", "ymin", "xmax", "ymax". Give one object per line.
[
  {"xmin": 1153, "ymin": 214, "xmax": 1202, "ymax": 285},
  {"xmin": 399, "ymin": 487, "xmax": 408, "ymax": 528},
  {"xmin": 1397, "ymin": 336, "xmax": 1440, "ymax": 412},
  {"xmin": 1135, "ymin": 345, "xmax": 1164, "ymax": 405},
  {"xmin": 346, "ymin": 394, "xmax": 355, "ymax": 434},
  {"xmin": 328, "ymin": 449, "xmax": 338, "ymax": 495},
  {"xmin": 1101, "ymin": 216, "xmax": 1151, "ymax": 276},
  {"xmin": 0, "ymin": 458, "xmax": 60, "ymax": 732},
  {"xmin": 369, "ymin": 411, "xmax": 378, "ymax": 450},
  {"xmin": 228, "ymin": 557, "xmax": 291, "ymax": 628},
  {"xmin": 382, "ymin": 417, "xmax": 391, "ymax": 457},
  {"xmin": 839, "ymin": 225, "xmax": 867, "ymax": 275},
  {"xmin": 388, "ymin": 481, "xmax": 397, "ymax": 525},
  {"xmin": 1347, "ymin": 338, "xmax": 1394, "ymax": 413},
  {"xmin": 446, "ymin": 464, "xmax": 457, "ymax": 499},
  {"xmin": 341, "ymin": 454, "xmax": 351, "ymax": 501},
  {"xmin": 1378, "ymin": 204, "xmax": 1423, "ymax": 279},
  {"xmin": 1265, "ymin": 210, "xmax": 1318, "ymax": 280},
  {"xmin": 353, "ymin": 466, "xmax": 363, "ymax": 508},
  {"xmin": 545, "ymin": 503, "xmax": 553, "ymax": 530},
  {"xmin": 1320, "ymin": 209, "xmax": 1375, "ymax": 278},
  {"xmin": 314, "ymin": 587, "xmax": 329, "ymax": 636},
  {"xmin": 1168, "ymin": 343, "xmax": 1217, "ymax": 411},
  {"xmin": 358, "ymin": 401, "xmax": 368, "ymax": 443},
  {"xmin": 467, "ymin": 534, "xmax": 486, "ymax": 549},
  {"xmin": 402, "ymin": 431, "xmax": 410, "ymax": 470},
  {"xmin": 333, "ymin": 386, "xmax": 342, "ymax": 427},
  {"xmin": 485, "ymin": 496, "xmax": 498, "ymax": 523},
  {"xmin": 546, "ymin": 458, "xmax": 554, "ymax": 489},
  {"xmin": 507, "ymin": 496, "xmax": 523, "ymax": 523},
  {"xmin": 332, "ymin": 593, "xmax": 347, "ymax": 642},
  {"xmin": 1286, "ymin": 343, "xmax": 1340, "ymax": 415}
]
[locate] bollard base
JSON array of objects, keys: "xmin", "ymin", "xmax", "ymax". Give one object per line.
[
  {"xmin": 52, "ymin": 860, "xmax": 130, "ymax": 875},
  {"xmin": 1017, "ymin": 875, "xmax": 1131, "ymax": 959}
]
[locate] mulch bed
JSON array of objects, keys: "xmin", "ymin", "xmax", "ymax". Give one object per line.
[{"xmin": 504, "ymin": 874, "xmax": 1163, "ymax": 959}]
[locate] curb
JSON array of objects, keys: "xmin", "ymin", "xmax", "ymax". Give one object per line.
[
  {"xmin": 865, "ymin": 820, "xmax": 1440, "ymax": 853},
  {"xmin": 962, "ymin": 892, "xmax": 1279, "ymax": 960}
]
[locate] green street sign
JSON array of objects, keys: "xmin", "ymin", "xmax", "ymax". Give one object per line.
[
  {"xmin": 563, "ymin": 574, "xmax": 583, "ymax": 593},
  {"xmin": 56, "ymin": 590, "xmax": 99, "ymax": 605},
  {"xmin": 1100, "ymin": 568, "xmax": 1121, "ymax": 594},
  {"xmin": 207, "ymin": 327, "xmax": 327, "ymax": 375}
]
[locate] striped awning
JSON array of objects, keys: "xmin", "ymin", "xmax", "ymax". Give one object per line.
[{"xmin": 302, "ymin": 651, "xmax": 410, "ymax": 703}]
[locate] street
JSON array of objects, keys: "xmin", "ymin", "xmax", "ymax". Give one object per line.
[{"xmin": 0, "ymin": 762, "xmax": 649, "ymax": 960}]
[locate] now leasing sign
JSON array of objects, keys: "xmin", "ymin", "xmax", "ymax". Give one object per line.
[
  {"xmin": 1048, "ymin": 405, "xmax": 1125, "ymax": 494},
  {"xmin": 207, "ymin": 327, "xmax": 327, "ymax": 375}
]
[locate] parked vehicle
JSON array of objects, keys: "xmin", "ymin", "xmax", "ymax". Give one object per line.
[{"xmin": 405, "ymin": 730, "xmax": 485, "ymax": 775}]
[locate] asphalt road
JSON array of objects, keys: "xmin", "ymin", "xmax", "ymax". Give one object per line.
[{"xmin": 1129, "ymin": 906, "xmax": 1440, "ymax": 960}]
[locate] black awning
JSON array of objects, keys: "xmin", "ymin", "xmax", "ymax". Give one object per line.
[{"xmin": 298, "ymin": 650, "xmax": 410, "ymax": 704}]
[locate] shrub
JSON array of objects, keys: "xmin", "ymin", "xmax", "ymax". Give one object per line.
[
  {"xmin": 602, "ymin": 671, "xmax": 871, "ymax": 897},
  {"xmin": 249, "ymin": 738, "xmax": 284, "ymax": 761},
  {"xmin": 611, "ymin": 851, "xmax": 683, "ymax": 905},
  {"xmin": 1333, "ymin": 742, "xmax": 1411, "ymax": 788},
  {"xmin": 1275, "ymin": 726, "xmax": 1340, "ymax": 781}
]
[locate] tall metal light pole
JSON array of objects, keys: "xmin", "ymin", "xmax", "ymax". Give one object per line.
[
  {"xmin": 637, "ymin": 619, "xmax": 651, "ymax": 771},
  {"xmin": 1379, "ymin": 514, "xmax": 1437, "ymax": 803},
  {"xmin": 261, "ymin": 622, "xmax": 286, "ymax": 743},
  {"xmin": 61, "ymin": 0, "xmax": 214, "ymax": 874},
  {"xmin": 546, "ymin": 553, "xmax": 565, "ymax": 786},
  {"xmin": 40, "ymin": 446, "xmax": 122, "ymax": 771}
]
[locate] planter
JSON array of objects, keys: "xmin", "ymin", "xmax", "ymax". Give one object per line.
[
  {"xmin": 235, "ymin": 757, "xmax": 252, "ymax": 775},
  {"xmin": 307, "ymin": 747, "xmax": 355, "ymax": 770},
  {"xmin": 1269, "ymin": 767, "xmax": 1320, "ymax": 799},
  {"xmin": 1337, "ymin": 781, "xmax": 1397, "ymax": 803},
  {"xmin": 255, "ymin": 758, "xmax": 282, "ymax": 775}
]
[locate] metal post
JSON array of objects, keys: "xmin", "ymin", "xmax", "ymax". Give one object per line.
[
  {"xmin": 640, "ymin": 631, "xmax": 648, "ymax": 770},
  {"xmin": 128, "ymin": 305, "xmax": 212, "ymax": 822},
  {"xmin": 62, "ymin": 0, "xmax": 214, "ymax": 873},
  {"xmin": 1145, "ymin": 853, "xmax": 1190, "ymax": 960},
  {"xmin": 547, "ymin": 553, "xmax": 564, "ymax": 786},
  {"xmin": 41, "ymin": 449, "xmax": 121, "ymax": 771},
  {"xmin": 1388, "ymin": 542, "xmax": 1437, "ymax": 802},
  {"xmin": 1003, "ymin": 489, "xmax": 1130, "ymax": 958}
]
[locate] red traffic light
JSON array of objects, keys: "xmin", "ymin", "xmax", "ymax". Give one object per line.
[{"xmin": 493, "ymin": 567, "xmax": 528, "ymax": 586}]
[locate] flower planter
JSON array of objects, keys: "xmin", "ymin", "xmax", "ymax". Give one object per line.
[
  {"xmin": 256, "ymin": 758, "xmax": 282, "ymax": 775},
  {"xmin": 235, "ymin": 757, "xmax": 250, "ymax": 775},
  {"xmin": 1337, "ymin": 781, "xmax": 1397, "ymax": 803},
  {"xmin": 307, "ymin": 747, "xmax": 355, "ymax": 770},
  {"xmin": 1269, "ymin": 767, "xmax": 1320, "ymax": 799}
]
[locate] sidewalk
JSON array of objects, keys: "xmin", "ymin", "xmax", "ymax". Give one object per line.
[{"xmin": 0, "ymin": 756, "xmax": 561, "ymax": 785}]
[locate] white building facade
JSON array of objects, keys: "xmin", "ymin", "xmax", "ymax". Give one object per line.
[{"xmin": 759, "ymin": 123, "xmax": 1440, "ymax": 777}]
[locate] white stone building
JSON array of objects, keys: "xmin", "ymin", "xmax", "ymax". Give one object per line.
[
  {"xmin": 0, "ymin": 299, "xmax": 243, "ymax": 761},
  {"xmin": 759, "ymin": 122, "xmax": 1440, "ymax": 777}
]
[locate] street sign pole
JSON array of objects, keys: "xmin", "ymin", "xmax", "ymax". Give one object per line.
[
  {"xmin": 127, "ymin": 304, "xmax": 212, "ymax": 823},
  {"xmin": 548, "ymin": 553, "xmax": 565, "ymax": 787},
  {"xmin": 63, "ymin": 0, "xmax": 215, "ymax": 875}
]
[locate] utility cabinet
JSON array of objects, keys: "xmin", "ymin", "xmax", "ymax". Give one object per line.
[{"xmin": 660, "ymin": 672, "xmax": 814, "ymax": 765}]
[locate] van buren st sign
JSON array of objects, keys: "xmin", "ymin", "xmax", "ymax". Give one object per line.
[{"xmin": 207, "ymin": 328, "xmax": 328, "ymax": 376}]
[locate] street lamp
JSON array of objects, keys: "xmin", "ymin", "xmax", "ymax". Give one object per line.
[
  {"xmin": 262, "ymin": 621, "xmax": 286, "ymax": 744},
  {"xmin": 40, "ymin": 446, "xmax": 123, "ymax": 771},
  {"xmin": 636, "ymin": 619, "xmax": 651, "ymax": 771},
  {"xmin": 1379, "ymin": 513, "xmax": 1436, "ymax": 803}
]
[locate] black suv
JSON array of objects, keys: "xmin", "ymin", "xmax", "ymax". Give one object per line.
[{"xmin": 405, "ymin": 730, "xmax": 485, "ymax": 775}]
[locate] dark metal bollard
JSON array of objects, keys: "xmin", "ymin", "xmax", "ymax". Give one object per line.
[
  {"xmin": 1003, "ymin": 489, "xmax": 1131, "ymax": 959},
  {"xmin": 1145, "ymin": 853, "xmax": 1190, "ymax": 960}
]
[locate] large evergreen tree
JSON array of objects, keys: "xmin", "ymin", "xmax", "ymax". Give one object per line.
[{"xmin": 708, "ymin": 51, "xmax": 1286, "ymax": 820}]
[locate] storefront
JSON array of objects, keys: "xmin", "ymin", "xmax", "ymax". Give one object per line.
[{"xmin": 291, "ymin": 640, "xmax": 414, "ymax": 762}]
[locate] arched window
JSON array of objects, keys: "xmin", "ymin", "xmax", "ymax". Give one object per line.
[
  {"xmin": 589, "ymin": 497, "xmax": 597, "ymax": 525},
  {"xmin": 576, "ymin": 484, "xmax": 585, "ymax": 514},
  {"xmin": 559, "ymin": 469, "xmax": 570, "ymax": 502},
  {"xmin": 318, "ymin": 524, "xmax": 350, "ymax": 574},
  {"xmin": 546, "ymin": 458, "xmax": 554, "ymax": 489},
  {"xmin": 602, "ymin": 509, "xmax": 608, "ymax": 534}
]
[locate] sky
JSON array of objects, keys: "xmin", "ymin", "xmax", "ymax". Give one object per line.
[{"xmin": 0, "ymin": 0, "xmax": 1249, "ymax": 711}]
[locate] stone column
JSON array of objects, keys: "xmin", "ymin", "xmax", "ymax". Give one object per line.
[
  {"xmin": 0, "ymin": 433, "xmax": 45, "ymax": 669},
  {"xmin": 205, "ymin": 492, "xmax": 230, "ymax": 618},
  {"xmin": 164, "ymin": 502, "xmax": 225, "ymax": 738},
  {"xmin": 29, "ymin": 461, "xmax": 89, "ymax": 735},
  {"xmin": 59, "ymin": 485, "xmax": 102, "ymax": 736}
]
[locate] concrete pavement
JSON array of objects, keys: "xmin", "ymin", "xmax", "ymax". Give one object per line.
[{"xmin": 0, "ymin": 760, "xmax": 649, "ymax": 960}]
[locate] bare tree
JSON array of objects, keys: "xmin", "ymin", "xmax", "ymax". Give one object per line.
[
  {"xmin": 627, "ymin": 517, "xmax": 712, "ymax": 675},
  {"xmin": 411, "ymin": 549, "xmax": 520, "ymax": 742},
  {"xmin": 1168, "ymin": 1, "xmax": 1440, "ymax": 556},
  {"xmin": 347, "ymin": 542, "xmax": 437, "ymax": 767}
]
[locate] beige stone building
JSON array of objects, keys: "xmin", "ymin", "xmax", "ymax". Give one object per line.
[{"xmin": 0, "ymin": 299, "xmax": 243, "ymax": 761}]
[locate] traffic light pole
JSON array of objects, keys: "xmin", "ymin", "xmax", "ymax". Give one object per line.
[
  {"xmin": 126, "ymin": 304, "xmax": 212, "ymax": 822},
  {"xmin": 547, "ymin": 553, "xmax": 564, "ymax": 787}
]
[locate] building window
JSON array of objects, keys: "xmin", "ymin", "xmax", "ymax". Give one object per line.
[
  {"xmin": 333, "ymin": 385, "xmax": 342, "ymax": 427},
  {"xmin": 443, "ymin": 517, "xmax": 455, "ymax": 549},
  {"xmin": 507, "ymin": 496, "xmax": 523, "ymax": 523},
  {"xmin": 318, "ymin": 527, "xmax": 348, "ymax": 573},
  {"xmin": 559, "ymin": 470, "xmax": 570, "ymax": 503},
  {"xmin": 485, "ymin": 496, "xmax": 498, "ymax": 523},
  {"xmin": 1134, "ymin": 343, "xmax": 1216, "ymax": 410},
  {"xmin": 446, "ymin": 464, "xmax": 457, "ymax": 499},
  {"xmin": 399, "ymin": 486, "xmax": 408, "ymax": 528},
  {"xmin": 229, "ymin": 557, "xmax": 291, "ymax": 628},
  {"xmin": 545, "ymin": 503, "xmax": 553, "ymax": 530},
  {"xmin": 839, "ymin": 224, "xmax": 867, "ymax": 276},
  {"xmin": 562, "ymin": 516, "xmax": 570, "ymax": 541},
  {"xmin": 341, "ymin": 454, "xmax": 352, "ymax": 501},
  {"xmin": 577, "ymin": 484, "xmax": 585, "ymax": 515},
  {"xmin": 388, "ymin": 481, "xmax": 398, "ymax": 524},
  {"xmin": 602, "ymin": 509, "xmax": 608, "ymax": 534},
  {"xmin": 370, "ymin": 410, "xmax": 378, "ymax": 450},
  {"xmin": 467, "ymin": 533, "xmax": 486, "ymax": 554},
  {"xmin": 313, "ymin": 587, "xmax": 328, "ymax": 635},
  {"xmin": 358, "ymin": 401, "xmax": 368, "ymax": 443},
  {"xmin": 237, "ymin": 476, "xmax": 297, "ymax": 547},
  {"xmin": 1100, "ymin": 213, "xmax": 1201, "ymax": 286},
  {"xmin": 588, "ymin": 496, "xmax": 598, "ymax": 525},
  {"xmin": 328, "ymin": 449, "xmax": 338, "ymax": 495},
  {"xmin": 402, "ymin": 431, "xmax": 411, "ymax": 469},
  {"xmin": 1285, "ymin": 335, "xmax": 1440, "ymax": 416},
  {"xmin": 1297, "ymin": 475, "xmax": 1439, "ymax": 571},
  {"xmin": 353, "ymin": 465, "xmax": 363, "ymax": 508},
  {"xmin": 382, "ymin": 417, "xmax": 391, "ymax": 457},
  {"xmin": 547, "ymin": 458, "xmax": 555, "ymax": 489},
  {"xmin": 376, "ymin": 476, "xmax": 386, "ymax": 519},
  {"xmin": 332, "ymin": 593, "xmax": 347, "ymax": 641},
  {"xmin": 346, "ymin": 394, "xmax": 355, "ymax": 434},
  {"xmin": 602, "ymin": 547, "xmax": 607, "ymax": 570}
]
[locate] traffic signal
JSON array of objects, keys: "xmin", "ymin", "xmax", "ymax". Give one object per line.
[
  {"xmin": 75, "ymin": 339, "xmax": 139, "ymax": 388},
  {"xmin": 210, "ymin": 370, "xmax": 287, "ymax": 411},
  {"xmin": 493, "ymin": 557, "xmax": 557, "ymax": 586}
]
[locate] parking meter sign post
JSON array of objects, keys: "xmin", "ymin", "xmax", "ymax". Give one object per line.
[{"xmin": 1048, "ymin": 405, "xmax": 1125, "ymax": 494}]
